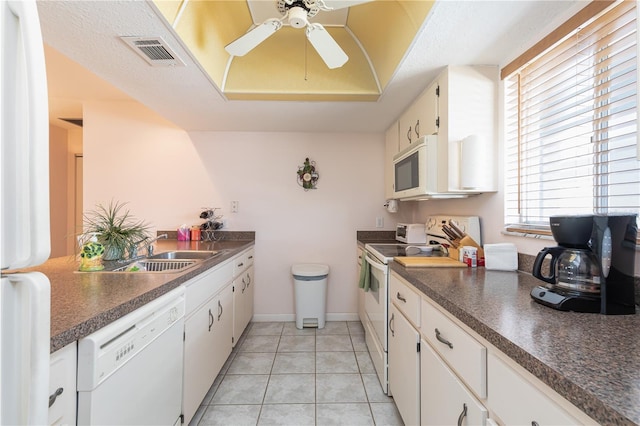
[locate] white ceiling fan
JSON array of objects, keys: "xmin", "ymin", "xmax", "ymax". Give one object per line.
[{"xmin": 225, "ymin": 0, "xmax": 372, "ymax": 69}]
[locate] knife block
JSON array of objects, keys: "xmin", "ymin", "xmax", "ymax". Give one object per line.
[{"xmin": 448, "ymin": 236, "xmax": 484, "ymax": 260}]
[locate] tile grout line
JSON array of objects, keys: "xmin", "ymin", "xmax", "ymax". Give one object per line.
[{"xmin": 196, "ymin": 321, "xmax": 397, "ymax": 426}]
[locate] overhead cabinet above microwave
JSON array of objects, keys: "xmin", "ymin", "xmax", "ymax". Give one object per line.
[{"xmin": 384, "ymin": 65, "xmax": 499, "ymax": 200}]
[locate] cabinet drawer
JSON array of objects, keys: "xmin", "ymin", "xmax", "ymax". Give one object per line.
[
  {"xmin": 488, "ymin": 353, "xmax": 580, "ymax": 425},
  {"xmin": 421, "ymin": 339, "xmax": 487, "ymax": 426},
  {"xmin": 233, "ymin": 247, "xmax": 254, "ymax": 277},
  {"xmin": 390, "ymin": 273, "xmax": 420, "ymax": 326},
  {"xmin": 421, "ymin": 298, "xmax": 486, "ymax": 398},
  {"xmin": 184, "ymin": 261, "xmax": 233, "ymax": 315}
]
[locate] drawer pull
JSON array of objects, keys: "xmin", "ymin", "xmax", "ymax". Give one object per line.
[
  {"xmin": 435, "ymin": 328, "xmax": 453, "ymax": 349},
  {"xmin": 237, "ymin": 262, "xmax": 244, "ymax": 268},
  {"xmin": 457, "ymin": 403, "xmax": 467, "ymax": 426},
  {"xmin": 49, "ymin": 387, "xmax": 63, "ymax": 408},
  {"xmin": 389, "ymin": 313, "xmax": 395, "ymax": 337},
  {"xmin": 396, "ymin": 292, "xmax": 407, "ymax": 303},
  {"xmin": 208, "ymin": 309, "xmax": 214, "ymax": 331}
]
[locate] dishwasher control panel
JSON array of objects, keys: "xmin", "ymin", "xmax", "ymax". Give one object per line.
[{"xmin": 77, "ymin": 287, "xmax": 185, "ymax": 390}]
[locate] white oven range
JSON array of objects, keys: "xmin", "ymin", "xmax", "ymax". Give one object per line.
[{"xmin": 360, "ymin": 215, "xmax": 480, "ymax": 395}]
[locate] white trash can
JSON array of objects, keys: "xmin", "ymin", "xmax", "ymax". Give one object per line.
[{"xmin": 292, "ymin": 263, "xmax": 329, "ymax": 329}]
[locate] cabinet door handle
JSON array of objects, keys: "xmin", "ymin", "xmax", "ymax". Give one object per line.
[
  {"xmin": 242, "ymin": 278, "xmax": 246, "ymax": 293},
  {"xmin": 208, "ymin": 308, "xmax": 214, "ymax": 331},
  {"xmin": 415, "ymin": 119, "xmax": 420, "ymax": 138},
  {"xmin": 218, "ymin": 300, "xmax": 223, "ymax": 321},
  {"xmin": 396, "ymin": 292, "xmax": 407, "ymax": 303},
  {"xmin": 457, "ymin": 403, "xmax": 467, "ymax": 426},
  {"xmin": 531, "ymin": 422, "xmax": 539, "ymax": 426},
  {"xmin": 388, "ymin": 313, "xmax": 395, "ymax": 337},
  {"xmin": 435, "ymin": 328, "xmax": 453, "ymax": 349},
  {"xmin": 48, "ymin": 387, "xmax": 63, "ymax": 408},
  {"xmin": 246, "ymin": 273, "xmax": 251, "ymax": 287},
  {"xmin": 407, "ymin": 126, "xmax": 412, "ymax": 142}
]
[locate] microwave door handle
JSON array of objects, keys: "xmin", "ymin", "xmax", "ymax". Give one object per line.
[{"xmin": 365, "ymin": 255, "xmax": 388, "ymax": 273}]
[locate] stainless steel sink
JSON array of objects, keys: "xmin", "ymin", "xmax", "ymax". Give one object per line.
[
  {"xmin": 147, "ymin": 250, "xmax": 221, "ymax": 260},
  {"xmin": 111, "ymin": 259, "xmax": 198, "ymax": 273},
  {"xmin": 102, "ymin": 250, "xmax": 224, "ymax": 273}
]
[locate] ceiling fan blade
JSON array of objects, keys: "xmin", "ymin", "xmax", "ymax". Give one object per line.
[
  {"xmin": 225, "ymin": 20, "xmax": 282, "ymax": 56},
  {"xmin": 306, "ymin": 24, "xmax": 348, "ymax": 69},
  {"xmin": 316, "ymin": 0, "xmax": 372, "ymax": 11}
]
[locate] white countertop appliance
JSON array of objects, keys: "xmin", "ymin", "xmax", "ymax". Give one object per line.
[
  {"xmin": 361, "ymin": 215, "xmax": 480, "ymax": 395},
  {"xmin": 395, "ymin": 223, "xmax": 427, "ymax": 244},
  {"xmin": 1, "ymin": 1, "xmax": 51, "ymax": 423}
]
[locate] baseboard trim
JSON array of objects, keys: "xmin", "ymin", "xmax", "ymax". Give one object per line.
[{"xmin": 252, "ymin": 313, "xmax": 359, "ymax": 322}]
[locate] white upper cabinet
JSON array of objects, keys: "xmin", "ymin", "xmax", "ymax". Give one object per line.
[
  {"xmin": 398, "ymin": 82, "xmax": 439, "ymax": 152},
  {"xmin": 438, "ymin": 65, "xmax": 498, "ymax": 193},
  {"xmin": 385, "ymin": 65, "xmax": 497, "ymax": 199}
]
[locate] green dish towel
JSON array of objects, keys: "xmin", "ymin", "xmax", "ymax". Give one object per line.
[{"xmin": 359, "ymin": 256, "xmax": 371, "ymax": 292}]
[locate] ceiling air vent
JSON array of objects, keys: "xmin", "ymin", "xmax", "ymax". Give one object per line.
[{"xmin": 120, "ymin": 36, "xmax": 185, "ymax": 67}]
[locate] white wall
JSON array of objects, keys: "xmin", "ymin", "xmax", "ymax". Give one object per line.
[
  {"xmin": 189, "ymin": 131, "xmax": 391, "ymax": 319},
  {"xmin": 83, "ymin": 101, "xmax": 217, "ymax": 229},
  {"xmin": 82, "ymin": 101, "xmax": 395, "ymax": 319}
]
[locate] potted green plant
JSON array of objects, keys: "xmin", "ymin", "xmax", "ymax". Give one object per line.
[{"xmin": 82, "ymin": 200, "xmax": 151, "ymax": 261}]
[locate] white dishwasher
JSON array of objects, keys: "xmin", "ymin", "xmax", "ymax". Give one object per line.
[{"xmin": 77, "ymin": 286, "xmax": 185, "ymax": 426}]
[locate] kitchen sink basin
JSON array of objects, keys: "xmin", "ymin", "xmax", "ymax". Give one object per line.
[
  {"xmin": 86, "ymin": 250, "xmax": 225, "ymax": 273},
  {"xmin": 147, "ymin": 250, "xmax": 221, "ymax": 260},
  {"xmin": 111, "ymin": 259, "xmax": 198, "ymax": 273}
]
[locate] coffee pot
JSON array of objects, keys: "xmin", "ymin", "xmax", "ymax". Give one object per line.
[
  {"xmin": 531, "ymin": 214, "xmax": 637, "ymax": 314},
  {"xmin": 533, "ymin": 246, "xmax": 601, "ymax": 295}
]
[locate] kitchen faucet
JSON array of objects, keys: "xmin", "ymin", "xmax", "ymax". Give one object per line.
[
  {"xmin": 143, "ymin": 234, "xmax": 168, "ymax": 257},
  {"xmin": 128, "ymin": 234, "xmax": 168, "ymax": 260}
]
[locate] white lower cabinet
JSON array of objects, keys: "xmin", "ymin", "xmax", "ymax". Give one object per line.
[
  {"xmin": 233, "ymin": 264, "xmax": 254, "ymax": 346},
  {"xmin": 232, "ymin": 247, "xmax": 255, "ymax": 346},
  {"xmin": 48, "ymin": 342, "xmax": 77, "ymax": 426},
  {"xmin": 421, "ymin": 339, "xmax": 488, "ymax": 426},
  {"xmin": 421, "ymin": 298, "xmax": 486, "ymax": 398},
  {"xmin": 182, "ymin": 258, "xmax": 236, "ymax": 425},
  {"xmin": 487, "ymin": 353, "xmax": 581, "ymax": 425},
  {"xmin": 388, "ymin": 303, "xmax": 421, "ymax": 425},
  {"xmin": 183, "ymin": 282, "xmax": 233, "ymax": 424},
  {"xmin": 384, "ymin": 272, "xmax": 594, "ymax": 426}
]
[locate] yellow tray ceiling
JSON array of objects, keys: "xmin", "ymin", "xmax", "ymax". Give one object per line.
[{"xmin": 153, "ymin": 0, "xmax": 434, "ymax": 101}]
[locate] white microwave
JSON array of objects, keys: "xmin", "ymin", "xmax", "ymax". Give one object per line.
[{"xmin": 392, "ymin": 135, "xmax": 440, "ymax": 199}]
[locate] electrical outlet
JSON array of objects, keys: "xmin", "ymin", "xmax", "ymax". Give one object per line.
[
  {"xmin": 231, "ymin": 201, "xmax": 239, "ymax": 213},
  {"xmin": 376, "ymin": 217, "xmax": 384, "ymax": 228}
]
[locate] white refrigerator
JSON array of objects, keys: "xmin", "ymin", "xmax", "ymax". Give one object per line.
[{"xmin": 0, "ymin": 0, "xmax": 51, "ymax": 424}]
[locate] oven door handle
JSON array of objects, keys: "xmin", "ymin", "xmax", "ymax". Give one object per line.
[{"xmin": 365, "ymin": 254, "xmax": 388, "ymax": 273}]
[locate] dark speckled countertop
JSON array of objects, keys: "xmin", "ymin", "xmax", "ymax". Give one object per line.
[
  {"xmin": 390, "ymin": 263, "xmax": 640, "ymax": 425},
  {"xmin": 18, "ymin": 236, "xmax": 254, "ymax": 353}
]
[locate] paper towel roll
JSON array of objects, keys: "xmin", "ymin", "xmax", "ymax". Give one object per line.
[{"xmin": 460, "ymin": 134, "xmax": 487, "ymax": 189}]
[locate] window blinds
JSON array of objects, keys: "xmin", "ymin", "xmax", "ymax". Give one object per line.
[{"xmin": 504, "ymin": 0, "xmax": 639, "ymax": 233}]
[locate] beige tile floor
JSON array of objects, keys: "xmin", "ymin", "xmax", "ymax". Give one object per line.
[{"xmin": 189, "ymin": 321, "xmax": 404, "ymax": 426}]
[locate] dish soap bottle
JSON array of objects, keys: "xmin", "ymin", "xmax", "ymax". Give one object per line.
[{"xmin": 79, "ymin": 233, "xmax": 105, "ymax": 271}]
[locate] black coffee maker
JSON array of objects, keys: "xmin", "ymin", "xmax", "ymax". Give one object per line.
[{"xmin": 531, "ymin": 214, "xmax": 637, "ymax": 314}]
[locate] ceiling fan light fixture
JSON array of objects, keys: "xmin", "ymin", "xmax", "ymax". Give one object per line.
[{"xmin": 288, "ymin": 6, "xmax": 308, "ymax": 28}]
